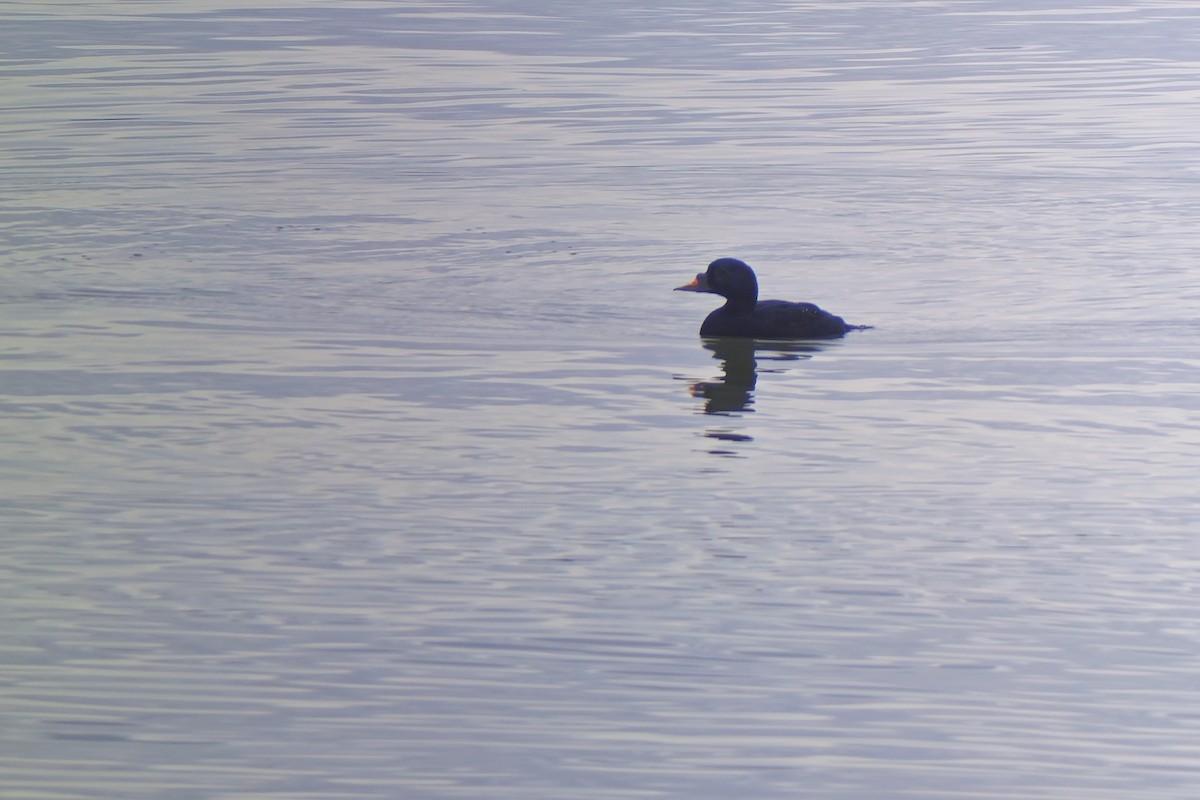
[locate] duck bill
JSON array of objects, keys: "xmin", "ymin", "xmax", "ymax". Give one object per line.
[{"xmin": 675, "ymin": 273, "xmax": 709, "ymax": 292}]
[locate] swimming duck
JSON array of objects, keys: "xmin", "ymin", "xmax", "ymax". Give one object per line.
[{"xmin": 676, "ymin": 257, "xmax": 867, "ymax": 339}]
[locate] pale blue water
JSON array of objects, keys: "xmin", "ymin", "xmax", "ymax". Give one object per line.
[{"xmin": 4, "ymin": 2, "xmax": 1200, "ymax": 798}]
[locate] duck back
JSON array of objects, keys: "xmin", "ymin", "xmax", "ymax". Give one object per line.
[{"xmin": 700, "ymin": 299, "xmax": 851, "ymax": 339}]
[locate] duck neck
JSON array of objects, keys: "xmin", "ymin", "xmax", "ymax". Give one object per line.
[{"xmin": 723, "ymin": 295, "xmax": 757, "ymax": 315}]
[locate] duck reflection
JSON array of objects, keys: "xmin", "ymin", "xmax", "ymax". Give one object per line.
[{"xmin": 690, "ymin": 338, "xmax": 825, "ymax": 417}]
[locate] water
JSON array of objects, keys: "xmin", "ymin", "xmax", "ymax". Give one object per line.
[{"xmin": 4, "ymin": 1, "xmax": 1200, "ymax": 797}]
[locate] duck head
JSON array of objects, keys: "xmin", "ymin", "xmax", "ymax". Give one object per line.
[{"xmin": 675, "ymin": 258, "xmax": 759, "ymax": 311}]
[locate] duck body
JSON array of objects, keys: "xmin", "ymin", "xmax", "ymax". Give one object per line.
[{"xmin": 676, "ymin": 257, "xmax": 866, "ymax": 340}]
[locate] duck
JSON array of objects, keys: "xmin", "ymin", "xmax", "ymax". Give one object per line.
[{"xmin": 675, "ymin": 257, "xmax": 868, "ymax": 339}]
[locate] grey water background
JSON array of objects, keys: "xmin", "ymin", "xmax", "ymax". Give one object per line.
[{"xmin": 5, "ymin": 1, "xmax": 1200, "ymax": 797}]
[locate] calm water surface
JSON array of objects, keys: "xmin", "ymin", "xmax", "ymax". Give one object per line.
[{"xmin": 5, "ymin": 1, "xmax": 1200, "ymax": 798}]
